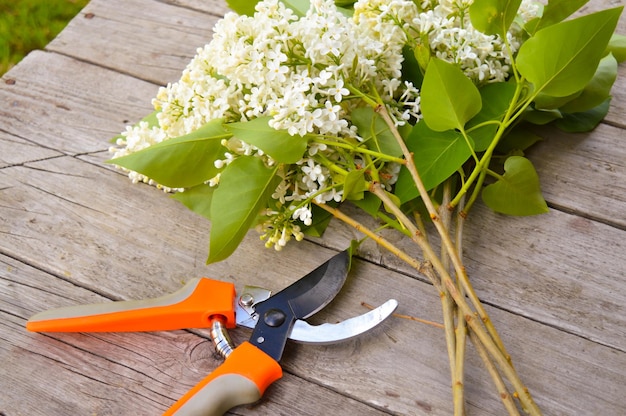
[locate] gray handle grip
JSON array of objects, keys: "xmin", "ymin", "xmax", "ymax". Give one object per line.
[
  {"xmin": 164, "ymin": 342, "xmax": 282, "ymax": 416},
  {"xmin": 168, "ymin": 374, "xmax": 262, "ymax": 416}
]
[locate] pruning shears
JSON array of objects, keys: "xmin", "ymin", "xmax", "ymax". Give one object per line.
[{"xmin": 26, "ymin": 251, "xmax": 398, "ymax": 415}]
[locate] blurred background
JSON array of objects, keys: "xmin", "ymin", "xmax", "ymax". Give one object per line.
[{"xmin": 1, "ymin": 0, "xmax": 89, "ymax": 75}]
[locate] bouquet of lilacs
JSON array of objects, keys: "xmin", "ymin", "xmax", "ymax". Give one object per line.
[{"xmin": 109, "ymin": 0, "xmax": 624, "ymax": 414}]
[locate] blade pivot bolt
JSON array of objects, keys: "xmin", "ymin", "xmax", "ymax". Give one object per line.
[{"xmin": 264, "ymin": 309, "xmax": 286, "ymax": 327}]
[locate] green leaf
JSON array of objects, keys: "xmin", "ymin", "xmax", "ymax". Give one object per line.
[
  {"xmin": 421, "ymin": 58, "xmax": 482, "ymax": 131},
  {"xmin": 482, "ymin": 156, "xmax": 549, "ymax": 216},
  {"xmin": 351, "ymin": 192, "xmax": 382, "ymax": 216},
  {"xmin": 343, "ymin": 169, "xmax": 368, "ymax": 201},
  {"xmin": 469, "ymin": 0, "xmax": 522, "ymax": 36},
  {"xmin": 467, "ymin": 82, "xmax": 517, "ymax": 151},
  {"xmin": 381, "ymin": 191, "xmax": 402, "ymax": 213},
  {"xmin": 401, "ymin": 197, "xmax": 431, "ymax": 225},
  {"xmin": 110, "ymin": 110, "xmax": 160, "ymax": 143},
  {"xmin": 606, "ymin": 33, "xmax": 626, "ymax": 62},
  {"xmin": 533, "ymin": 53, "xmax": 618, "ymax": 113},
  {"xmin": 171, "ymin": 184, "xmax": 215, "ymax": 220},
  {"xmin": 108, "ymin": 118, "xmax": 231, "ymax": 188},
  {"xmin": 523, "ymin": 16, "xmax": 541, "ymax": 35},
  {"xmin": 395, "ymin": 122, "xmax": 472, "ymax": 203},
  {"xmin": 555, "ymin": 98, "xmax": 611, "ymax": 133},
  {"xmin": 413, "ymin": 43, "xmax": 431, "ymax": 77},
  {"xmin": 226, "ymin": 117, "xmax": 308, "ymax": 163},
  {"xmin": 347, "ymin": 240, "xmax": 359, "ymax": 271},
  {"xmin": 496, "ymin": 128, "xmax": 543, "ymax": 154},
  {"xmin": 376, "ymin": 210, "xmax": 412, "ymax": 237},
  {"xmin": 208, "ymin": 157, "xmax": 280, "ymax": 264},
  {"xmin": 560, "ymin": 53, "xmax": 618, "ymax": 113},
  {"xmin": 351, "ymin": 107, "xmax": 403, "ymax": 157},
  {"xmin": 523, "ymin": 108, "xmax": 562, "ymax": 125},
  {"xmin": 533, "ymin": 90, "xmax": 581, "ymax": 110},
  {"xmin": 226, "ymin": 0, "xmax": 259, "ymax": 15},
  {"xmin": 517, "ymin": 7, "xmax": 623, "ymax": 98},
  {"xmin": 532, "ymin": 0, "xmax": 590, "ymax": 33}
]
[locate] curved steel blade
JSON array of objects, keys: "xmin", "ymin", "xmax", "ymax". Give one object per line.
[
  {"xmin": 289, "ymin": 299, "xmax": 398, "ymax": 344},
  {"xmin": 249, "ymin": 250, "xmax": 350, "ymax": 360},
  {"xmin": 266, "ymin": 250, "xmax": 350, "ymax": 319}
]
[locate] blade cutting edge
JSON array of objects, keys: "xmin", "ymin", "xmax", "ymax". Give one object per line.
[{"xmin": 289, "ymin": 299, "xmax": 398, "ymax": 345}]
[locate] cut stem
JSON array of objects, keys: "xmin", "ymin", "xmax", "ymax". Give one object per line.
[
  {"xmin": 469, "ymin": 330, "xmax": 521, "ymax": 416},
  {"xmin": 317, "ymin": 196, "xmax": 541, "ymax": 415},
  {"xmin": 369, "ymin": 106, "xmax": 542, "ymax": 415},
  {"xmin": 440, "ymin": 181, "xmax": 462, "ymax": 415},
  {"xmin": 453, "ymin": 192, "xmax": 468, "ymax": 416},
  {"xmin": 376, "ymin": 104, "xmax": 510, "ymax": 360}
]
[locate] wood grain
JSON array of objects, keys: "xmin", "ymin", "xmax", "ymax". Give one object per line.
[
  {"xmin": 0, "ymin": 50, "xmax": 157, "ymax": 155},
  {"xmin": 527, "ymin": 123, "xmax": 626, "ymax": 229}
]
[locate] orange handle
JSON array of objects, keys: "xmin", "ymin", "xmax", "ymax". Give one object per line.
[
  {"xmin": 164, "ymin": 342, "xmax": 283, "ymax": 416},
  {"xmin": 26, "ymin": 278, "xmax": 236, "ymax": 332}
]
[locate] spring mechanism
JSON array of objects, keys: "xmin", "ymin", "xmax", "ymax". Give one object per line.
[{"xmin": 209, "ymin": 316, "xmax": 235, "ymax": 359}]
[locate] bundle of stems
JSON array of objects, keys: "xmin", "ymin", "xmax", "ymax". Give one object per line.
[{"xmin": 317, "ymin": 104, "xmax": 542, "ymax": 416}]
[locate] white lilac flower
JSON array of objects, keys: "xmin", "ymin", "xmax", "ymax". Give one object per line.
[
  {"xmin": 143, "ymin": 0, "xmax": 419, "ymax": 146},
  {"xmin": 257, "ymin": 211, "xmax": 305, "ymax": 251},
  {"xmin": 111, "ymin": 0, "xmax": 541, "ymax": 249},
  {"xmin": 412, "ymin": 0, "xmax": 538, "ymax": 83},
  {"xmin": 292, "ymin": 206, "xmax": 313, "ymax": 226}
]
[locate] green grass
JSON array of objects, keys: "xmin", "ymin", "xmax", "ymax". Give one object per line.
[{"xmin": 0, "ymin": 0, "xmax": 89, "ymax": 75}]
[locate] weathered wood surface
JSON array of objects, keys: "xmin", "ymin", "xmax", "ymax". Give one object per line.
[{"xmin": 1, "ymin": 0, "xmax": 625, "ymax": 415}]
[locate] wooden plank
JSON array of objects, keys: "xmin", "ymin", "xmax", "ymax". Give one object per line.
[
  {"xmin": 45, "ymin": 0, "xmax": 221, "ymax": 85},
  {"xmin": 0, "ymin": 50, "xmax": 157, "ymax": 155},
  {"xmin": 0, "ymin": 255, "xmax": 390, "ymax": 416},
  {"xmin": 1, "ymin": 154, "xmax": 625, "ymax": 414},
  {"xmin": 0, "ymin": 156, "xmax": 332, "ymax": 301}
]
